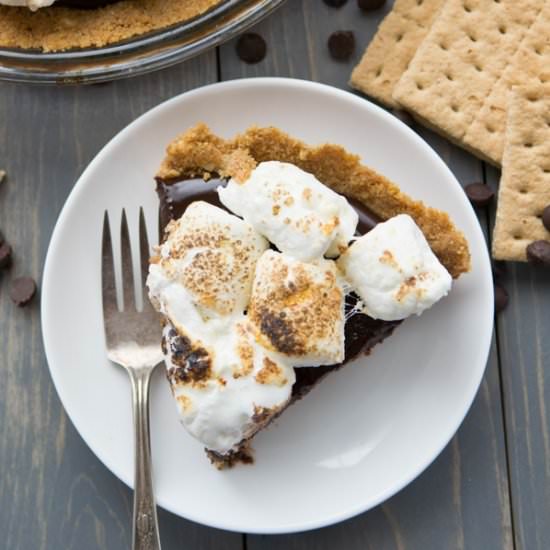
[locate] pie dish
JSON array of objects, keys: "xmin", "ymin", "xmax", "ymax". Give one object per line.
[
  {"xmin": 0, "ymin": 0, "xmax": 283, "ymax": 83},
  {"xmin": 0, "ymin": 0, "xmax": 222, "ymax": 51},
  {"xmin": 148, "ymin": 123, "xmax": 471, "ymax": 468}
]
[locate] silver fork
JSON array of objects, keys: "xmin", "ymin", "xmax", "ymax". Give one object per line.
[{"xmin": 102, "ymin": 208, "xmax": 163, "ymax": 550}]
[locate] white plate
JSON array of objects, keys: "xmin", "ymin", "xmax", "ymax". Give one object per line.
[{"xmin": 42, "ymin": 78, "xmax": 493, "ymax": 534}]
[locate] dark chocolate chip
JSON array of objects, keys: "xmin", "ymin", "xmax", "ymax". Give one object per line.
[
  {"xmin": 392, "ymin": 109, "xmax": 414, "ymax": 127},
  {"xmin": 526, "ymin": 240, "xmax": 550, "ymax": 266},
  {"xmin": 323, "ymin": 0, "xmax": 347, "ymax": 6},
  {"xmin": 328, "ymin": 31, "xmax": 356, "ymax": 61},
  {"xmin": 10, "ymin": 276, "xmax": 36, "ymax": 307},
  {"xmin": 541, "ymin": 205, "xmax": 550, "ymax": 232},
  {"xmin": 0, "ymin": 241, "xmax": 12, "ymax": 270},
  {"xmin": 494, "ymin": 284, "xmax": 509, "ymax": 314},
  {"xmin": 464, "ymin": 182, "xmax": 494, "ymax": 207},
  {"xmin": 236, "ymin": 33, "xmax": 267, "ymax": 64},
  {"xmin": 357, "ymin": 0, "xmax": 386, "ymax": 11}
]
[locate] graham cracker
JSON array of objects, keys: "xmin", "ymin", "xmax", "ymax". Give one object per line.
[
  {"xmin": 492, "ymin": 85, "xmax": 550, "ymax": 261},
  {"xmin": 393, "ymin": 0, "xmax": 544, "ymax": 160},
  {"xmin": 350, "ymin": 0, "xmax": 445, "ymax": 109},
  {"xmin": 463, "ymin": 4, "xmax": 550, "ymax": 165}
]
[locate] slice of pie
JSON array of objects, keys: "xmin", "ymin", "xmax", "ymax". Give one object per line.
[{"xmin": 147, "ymin": 123, "xmax": 471, "ymax": 468}]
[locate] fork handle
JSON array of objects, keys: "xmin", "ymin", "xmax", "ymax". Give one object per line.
[{"xmin": 129, "ymin": 367, "xmax": 161, "ymax": 550}]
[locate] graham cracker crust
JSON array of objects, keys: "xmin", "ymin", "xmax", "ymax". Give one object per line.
[
  {"xmin": 0, "ymin": 0, "xmax": 221, "ymax": 52},
  {"xmin": 157, "ymin": 123, "xmax": 471, "ymax": 279}
]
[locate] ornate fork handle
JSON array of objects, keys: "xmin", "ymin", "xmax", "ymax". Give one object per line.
[{"xmin": 128, "ymin": 367, "xmax": 161, "ymax": 550}]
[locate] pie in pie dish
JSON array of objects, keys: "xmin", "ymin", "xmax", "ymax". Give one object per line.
[
  {"xmin": 0, "ymin": 0, "xmax": 221, "ymax": 51},
  {"xmin": 147, "ymin": 124, "xmax": 471, "ymax": 468}
]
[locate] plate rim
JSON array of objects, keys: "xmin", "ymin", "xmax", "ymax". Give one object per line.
[{"xmin": 41, "ymin": 77, "xmax": 494, "ymax": 534}]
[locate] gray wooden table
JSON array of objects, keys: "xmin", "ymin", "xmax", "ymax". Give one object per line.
[{"xmin": 0, "ymin": 1, "xmax": 549, "ymax": 548}]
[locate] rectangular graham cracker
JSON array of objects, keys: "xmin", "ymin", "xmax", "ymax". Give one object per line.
[
  {"xmin": 493, "ymin": 85, "xmax": 550, "ymax": 261},
  {"xmin": 350, "ymin": 0, "xmax": 445, "ymax": 109},
  {"xmin": 463, "ymin": 4, "xmax": 550, "ymax": 165},
  {"xmin": 392, "ymin": 0, "xmax": 544, "ymax": 159}
]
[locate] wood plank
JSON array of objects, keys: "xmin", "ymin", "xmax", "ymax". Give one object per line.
[
  {"xmin": 487, "ymin": 165, "xmax": 550, "ymax": 550},
  {"xmin": 220, "ymin": 1, "xmax": 513, "ymax": 547},
  {"xmin": 0, "ymin": 54, "xmax": 241, "ymax": 550},
  {"xmin": 220, "ymin": 0, "xmax": 393, "ymax": 82}
]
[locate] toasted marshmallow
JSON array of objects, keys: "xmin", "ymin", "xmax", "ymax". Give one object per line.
[
  {"xmin": 337, "ymin": 214, "xmax": 452, "ymax": 321},
  {"xmin": 148, "ymin": 209, "xmax": 293, "ymax": 454},
  {"xmin": 151, "ymin": 201, "xmax": 267, "ymax": 319},
  {"xmin": 248, "ymin": 250, "xmax": 345, "ymax": 366},
  {"xmin": 161, "ymin": 316, "xmax": 295, "ymax": 455},
  {"xmin": 217, "ymin": 161, "xmax": 358, "ymax": 261},
  {"xmin": 0, "ymin": 0, "xmax": 55, "ymax": 10}
]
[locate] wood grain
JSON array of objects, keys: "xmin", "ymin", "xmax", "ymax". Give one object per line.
[
  {"xmin": 487, "ymin": 165, "xmax": 550, "ymax": 550},
  {"xmin": 220, "ymin": 1, "xmax": 513, "ymax": 548},
  {"xmin": 0, "ymin": 53, "xmax": 241, "ymax": 550},
  {"xmin": 219, "ymin": 0, "xmax": 393, "ymax": 82}
]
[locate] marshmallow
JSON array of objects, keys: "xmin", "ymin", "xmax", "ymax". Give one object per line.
[
  {"xmin": 151, "ymin": 201, "xmax": 267, "ymax": 319},
  {"xmin": 337, "ymin": 214, "xmax": 452, "ymax": 321},
  {"xmin": 218, "ymin": 161, "xmax": 358, "ymax": 261},
  {"xmin": 148, "ymin": 245, "xmax": 294, "ymax": 454},
  {"xmin": 0, "ymin": 0, "xmax": 55, "ymax": 10},
  {"xmin": 162, "ymin": 318, "xmax": 295, "ymax": 455},
  {"xmin": 248, "ymin": 250, "xmax": 345, "ymax": 366}
]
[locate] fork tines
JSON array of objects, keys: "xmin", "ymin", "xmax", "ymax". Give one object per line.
[{"xmin": 101, "ymin": 208, "xmax": 152, "ymax": 315}]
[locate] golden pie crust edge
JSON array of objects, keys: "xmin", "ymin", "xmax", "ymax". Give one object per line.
[
  {"xmin": 157, "ymin": 123, "xmax": 471, "ymax": 279},
  {"xmin": 0, "ymin": 0, "xmax": 220, "ymax": 51}
]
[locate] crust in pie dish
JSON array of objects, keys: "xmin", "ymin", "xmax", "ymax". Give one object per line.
[
  {"xmin": 157, "ymin": 123, "xmax": 471, "ymax": 279},
  {"xmin": 0, "ymin": 0, "xmax": 220, "ymax": 52}
]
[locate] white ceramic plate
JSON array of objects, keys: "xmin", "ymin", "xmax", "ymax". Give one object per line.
[{"xmin": 42, "ymin": 78, "xmax": 493, "ymax": 534}]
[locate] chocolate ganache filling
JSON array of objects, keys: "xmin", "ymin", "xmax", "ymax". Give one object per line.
[{"xmin": 155, "ymin": 175, "xmax": 401, "ymax": 404}]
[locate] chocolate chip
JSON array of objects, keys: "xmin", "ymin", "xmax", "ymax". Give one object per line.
[
  {"xmin": 236, "ymin": 33, "xmax": 267, "ymax": 64},
  {"xmin": 392, "ymin": 109, "xmax": 414, "ymax": 127},
  {"xmin": 328, "ymin": 31, "xmax": 355, "ymax": 61},
  {"xmin": 357, "ymin": 0, "xmax": 386, "ymax": 11},
  {"xmin": 526, "ymin": 240, "xmax": 550, "ymax": 266},
  {"xmin": 10, "ymin": 276, "xmax": 36, "ymax": 306},
  {"xmin": 464, "ymin": 182, "xmax": 494, "ymax": 207},
  {"xmin": 323, "ymin": 0, "xmax": 347, "ymax": 6},
  {"xmin": 494, "ymin": 284, "xmax": 509, "ymax": 314},
  {"xmin": 541, "ymin": 205, "xmax": 550, "ymax": 232},
  {"xmin": 0, "ymin": 241, "xmax": 12, "ymax": 270}
]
